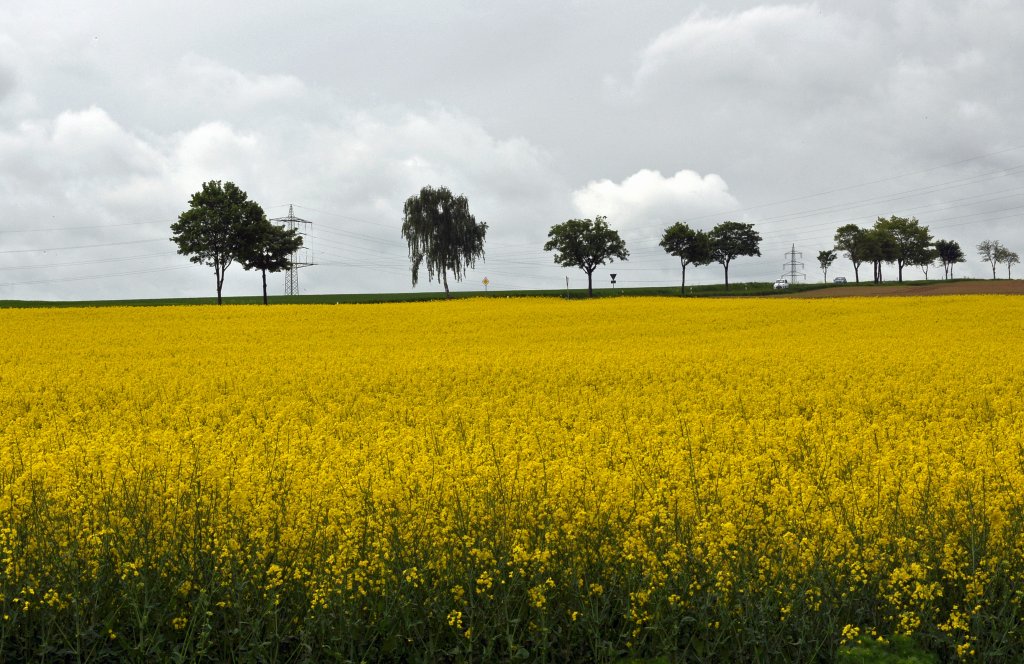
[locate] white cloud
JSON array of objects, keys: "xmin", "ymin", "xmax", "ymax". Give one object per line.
[
  {"xmin": 0, "ymin": 82, "xmax": 566, "ymax": 299},
  {"xmin": 572, "ymin": 169, "xmax": 740, "ymax": 236}
]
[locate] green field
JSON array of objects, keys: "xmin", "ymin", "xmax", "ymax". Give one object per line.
[{"xmin": 0, "ymin": 279, "xmax": 950, "ymax": 308}]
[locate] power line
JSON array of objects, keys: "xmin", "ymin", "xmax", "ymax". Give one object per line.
[
  {"xmin": 0, "ymin": 220, "xmax": 167, "ymax": 234},
  {"xmin": 676, "ymin": 145, "xmax": 1024, "ymax": 224},
  {"xmin": 0, "ymin": 264, "xmax": 192, "ymax": 288},
  {"xmin": 0, "ymin": 252, "xmax": 177, "ymax": 271},
  {"xmin": 0, "ymin": 238, "xmax": 166, "ymax": 254}
]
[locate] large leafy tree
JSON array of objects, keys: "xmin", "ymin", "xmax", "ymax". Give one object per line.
[
  {"xmin": 659, "ymin": 222, "xmax": 711, "ymax": 294},
  {"xmin": 977, "ymin": 240, "xmax": 1005, "ymax": 279},
  {"xmin": 994, "ymin": 245, "xmax": 1020, "ymax": 279},
  {"xmin": 544, "ymin": 215, "xmax": 628, "ymax": 296},
  {"xmin": 708, "ymin": 221, "xmax": 761, "ymax": 289},
  {"xmin": 914, "ymin": 246, "xmax": 939, "ymax": 280},
  {"xmin": 873, "ymin": 216, "xmax": 932, "ymax": 283},
  {"xmin": 171, "ymin": 180, "xmax": 266, "ymax": 304},
  {"xmin": 863, "ymin": 227, "xmax": 898, "ymax": 283},
  {"xmin": 238, "ymin": 219, "xmax": 303, "ymax": 305},
  {"xmin": 817, "ymin": 249, "xmax": 837, "ymax": 283},
  {"xmin": 934, "ymin": 239, "xmax": 965, "ymax": 279},
  {"xmin": 401, "ymin": 185, "xmax": 487, "ymax": 298},
  {"xmin": 834, "ymin": 224, "xmax": 868, "ymax": 283}
]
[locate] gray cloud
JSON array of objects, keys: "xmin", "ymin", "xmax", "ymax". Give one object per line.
[
  {"xmin": 0, "ymin": 1, "xmax": 1022, "ymax": 300},
  {"xmin": 0, "ymin": 66, "xmax": 12, "ymax": 103}
]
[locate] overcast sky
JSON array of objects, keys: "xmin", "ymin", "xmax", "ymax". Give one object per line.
[{"xmin": 1, "ymin": 0, "xmax": 1022, "ymax": 300}]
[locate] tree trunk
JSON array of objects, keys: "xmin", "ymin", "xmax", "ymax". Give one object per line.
[
  {"xmin": 216, "ymin": 265, "xmax": 224, "ymax": 305},
  {"xmin": 723, "ymin": 263, "xmax": 730, "ymax": 289},
  {"xmin": 853, "ymin": 263, "xmax": 860, "ymax": 283},
  {"xmin": 897, "ymin": 261, "xmax": 903, "ymax": 283},
  {"xmin": 261, "ymin": 269, "xmax": 268, "ymax": 305},
  {"xmin": 992, "ymin": 263, "xmax": 997, "ymax": 279},
  {"xmin": 587, "ymin": 269, "xmax": 594, "ymax": 297},
  {"xmin": 443, "ymin": 271, "xmax": 450, "ymax": 298},
  {"xmin": 680, "ymin": 258, "xmax": 686, "ymax": 295}
]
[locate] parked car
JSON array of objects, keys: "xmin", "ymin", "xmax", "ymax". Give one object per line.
[
  {"xmin": 773, "ymin": 279, "xmax": 789, "ymax": 290},
  {"xmin": 833, "ymin": 276, "xmax": 847, "ymax": 284}
]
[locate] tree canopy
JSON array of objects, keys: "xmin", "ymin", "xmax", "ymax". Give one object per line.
[
  {"xmin": 934, "ymin": 239, "xmax": 965, "ymax": 280},
  {"xmin": 170, "ymin": 180, "xmax": 266, "ymax": 304},
  {"xmin": 993, "ymin": 244, "xmax": 1020, "ymax": 279},
  {"xmin": 862, "ymin": 227, "xmax": 898, "ymax": 283},
  {"xmin": 834, "ymin": 224, "xmax": 869, "ymax": 283},
  {"xmin": 914, "ymin": 245, "xmax": 939, "ymax": 280},
  {"xmin": 401, "ymin": 185, "xmax": 487, "ymax": 298},
  {"xmin": 977, "ymin": 240, "xmax": 1005, "ymax": 279},
  {"xmin": 659, "ymin": 222, "xmax": 711, "ymax": 294},
  {"xmin": 544, "ymin": 215, "xmax": 628, "ymax": 296},
  {"xmin": 238, "ymin": 219, "xmax": 303, "ymax": 305},
  {"xmin": 817, "ymin": 249, "xmax": 837, "ymax": 282},
  {"xmin": 708, "ymin": 221, "xmax": 761, "ymax": 289},
  {"xmin": 874, "ymin": 216, "xmax": 932, "ymax": 283}
]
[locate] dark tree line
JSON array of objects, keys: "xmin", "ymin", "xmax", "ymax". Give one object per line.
[
  {"xmin": 833, "ymin": 217, "xmax": 950, "ymax": 283},
  {"xmin": 978, "ymin": 240, "xmax": 1020, "ymax": 279},
  {"xmin": 829, "ymin": 216, "xmax": 1017, "ymax": 284},
  {"xmin": 655, "ymin": 221, "xmax": 761, "ymax": 292},
  {"xmin": 833, "ymin": 217, "xmax": 929, "ymax": 283},
  {"xmin": 171, "ymin": 180, "xmax": 302, "ymax": 304},
  {"xmin": 542, "ymin": 217, "xmax": 761, "ymax": 295},
  {"xmin": 175, "ymin": 181, "xmax": 1018, "ymax": 302}
]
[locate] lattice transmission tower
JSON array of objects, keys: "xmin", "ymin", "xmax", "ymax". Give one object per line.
[
  {"xmin": 271, "ymin": 205, "xmax": 313, "ymax": 296},
  {"xmin": 782, "ymin": 244, "xmax": 805, "ymax": 284}
]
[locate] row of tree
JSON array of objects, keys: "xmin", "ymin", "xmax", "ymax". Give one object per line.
[
  {"xmin": 174, "ymin": 182, "xmax": 1017, "ymax": 303},
  {"xmin": 977, "ymin": 240, "xmax": 1020, "ymax": 279},
  {"xmin": 399, "ymin": 185, "xmax": 765, "ymax": 297},
  {"xmin": 819, "ymin": 216, "xmax": 1018, "ymax": 283},
  {"xmin": 543, "ymin": 217, "xmax": 764, "ymax": 296},
  {"xmin": 171, "ymin": 181, "xmax": 302, "ymax": 304}
]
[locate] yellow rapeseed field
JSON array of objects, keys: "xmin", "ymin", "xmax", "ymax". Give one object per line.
[{"xmin": 1, "ymin": 296, "xmax": 1023, "ymax": 661}]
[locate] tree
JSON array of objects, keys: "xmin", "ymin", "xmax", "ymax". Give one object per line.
[
  {"xmin": 834, "ymin": 224, "xmax": 868, "ymax": 283},
  {"xmin": 708, "ymin": 221, "xmax": 761, "ymax": 289},
  {"xmin": 873, "ymin": 216, "xmax": 932, "ymax": 283},
  {"xmin": 544, "ymin": 215, "xmax": 628, "ymax": 296},
  {"xmin": 171, "ymin": 180, "xmax": 266, "ymax": 304},
  {"xmin": 994, "ymin": 245, "xmax": 1020, "ymax": 279},
  {"xmin": 934, "ymin": 239, "xmax": 965, "ymax": 279},
  {"xmin": 659, "ymin": 222, "xmax": 711, "ymax": 294},
  {"xmin": 862, "ymin": 226, "xmax": 898, "ymax": 283},
  {"xmin": 401, "ymin": 185, "xmax": 487, "ymax": 298},
  {"xmin": 1006, "ymin": 251, "xmax": 1020, "ymax": 279},
  {"xmin": 977, "ymin": 240, "xmax": 1005, "ymax": 279},
  {"xmin": 238, "ymin": 219, "xmax": 303, "ymax": 305},
  {"xmin": 817, "ymin": 249, "xmax": 837, "ymax": 283},
  {"xmin": 914, "ymin": 246, "xmax": 939, "ymax": 280}
]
